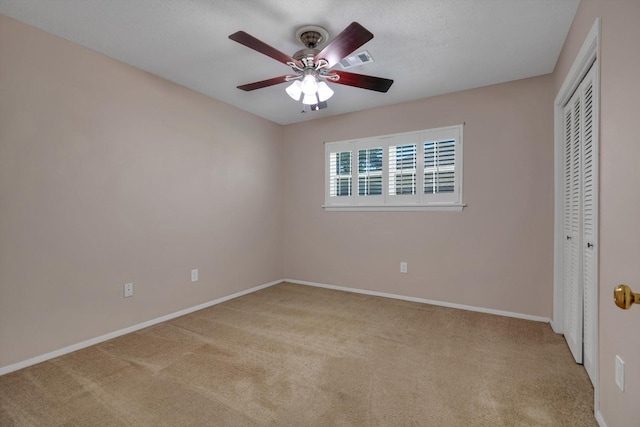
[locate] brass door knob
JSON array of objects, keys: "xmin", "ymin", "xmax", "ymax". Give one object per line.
[{"xmin": 614, "ymin": 284, "xmax": 640, "ymax": 309}]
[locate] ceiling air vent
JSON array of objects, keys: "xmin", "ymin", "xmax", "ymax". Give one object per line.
[{"xmin": 339, "ymin": 50, "xmax": 374, "ymax": 70}]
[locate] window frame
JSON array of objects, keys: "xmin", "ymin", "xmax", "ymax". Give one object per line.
[{"xmin": 324, "ymin": 125, "xmax": 464, "ymax": 211}]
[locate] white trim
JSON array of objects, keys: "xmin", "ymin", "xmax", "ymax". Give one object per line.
[
  {"xmin": 555, "ymin": 21, "xmax": 599, "ymax": 107},
  {"xmin": 553, "ymin": 17, "xmax": 601, "ymax": 420},
  {"xmin": 595, "ymin": 410, "xmax": 607, "ymax": 427},
  {"xmin": 286, "ymin": 279, "xmax": 551, "ymax": 323},
  {"xmin": 552, "ymin": 97, "xmax": 565, "ymax": 334},
  {"xmin": 0, "ymin": 279, "xmax": 284, "ymax": 376},
  {"xmin": 323, "ymin": 204, "xmax": 465, "ymax": 211}
]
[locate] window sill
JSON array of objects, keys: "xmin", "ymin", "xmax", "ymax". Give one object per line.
[{"xmin": 322, "ymin": 204, "xmax": 466, "ymax": 212}]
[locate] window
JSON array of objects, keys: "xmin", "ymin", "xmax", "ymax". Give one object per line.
[{"xmin": 325, "ymin": 125, "xmax": 463, "ymax": 210}]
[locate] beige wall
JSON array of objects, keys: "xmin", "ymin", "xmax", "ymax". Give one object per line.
[
  {"xmin": 0, "ymin": 14, "xmax": 284, "ymax": 368},
  {"xmin": 283, "ymin": 75, "xmax": 555, "ymax": 318},
  {"xmin": 8, "ymin": 8, "xmax": 637, "ymax": 425},
  {"xmin": 554, "ymin": 1, "xmax": 640, "ymax": 425}
]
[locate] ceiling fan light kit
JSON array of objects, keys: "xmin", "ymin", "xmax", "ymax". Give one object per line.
[{"xmin": 229, "ymin": 22, "xmax": 393, "ymax": 111}]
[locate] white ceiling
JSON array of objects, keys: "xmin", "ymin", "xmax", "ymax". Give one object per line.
[{"xmin": 0, "ymin": 0, "xmax": 580, "ymax": 125}]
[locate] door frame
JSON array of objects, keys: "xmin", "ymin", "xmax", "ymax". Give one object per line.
[{"xmin": 552, "ymin": 17, "xmax": 600, "ymax": 412}]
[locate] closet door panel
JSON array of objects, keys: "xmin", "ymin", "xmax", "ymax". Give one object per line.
[
  {"xmin": 582, "ymin": 67, "xmax": 597, "ymax": 383},
  {"xmin": 562, "ymin": 91, "xmax": 583, "ymax": 364}
]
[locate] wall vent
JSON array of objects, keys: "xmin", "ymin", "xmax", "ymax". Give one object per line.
[{"xmin": 339, "ymin": 50, "xmax": 374, "ymax": 69}]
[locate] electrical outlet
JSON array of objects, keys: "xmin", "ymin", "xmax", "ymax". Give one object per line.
[
  {"xmin": 191, "ymin": 269, "xmax": 198, "ymax": 282},
  {"xmin": 615, "ymin": 355, "xmax": 625, "ymax": 392},
  {"xmin": 123, "ymin": 283, "xmax": 134, "ymax": 298},
  {"xmin": 400, "ymin": 262, "xmax": 408, "ymax": 274}
]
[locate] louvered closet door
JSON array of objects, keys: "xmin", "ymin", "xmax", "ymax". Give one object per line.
[
  {"xmin": 581, "ymin": 66, "xmax": 597, "ymax": 383},
  {"xmin": 563, "ymin": 88, "xmax": 583, "ymax": 364},
  {"xmin": 561, "ymin": 64, "xmax": 598, "ymax": 383}
]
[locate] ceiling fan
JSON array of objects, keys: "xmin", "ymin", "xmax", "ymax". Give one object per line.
[{"xmin": 228, "ymin": 22, "xmax": 393, "ymax": 109}]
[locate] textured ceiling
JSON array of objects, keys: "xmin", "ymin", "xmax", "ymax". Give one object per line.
[{"xmin": 0, "ymin": 0, "xmax": 580, "ymax": 125}]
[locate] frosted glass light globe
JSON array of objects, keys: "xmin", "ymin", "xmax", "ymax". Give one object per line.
[
  {"xmin": 317, "ymin": 81, "xmax": 334, "ymax": 102},
  {"xmin": 285, "ymin": 80, "xmax": 302, "ymax": 100},
  {"xmin": 301, "ymin": 74, "xmax": 318, "ymax": 96}
]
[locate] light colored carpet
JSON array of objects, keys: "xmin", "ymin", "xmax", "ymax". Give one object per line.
[{"xmin": 0, "ymin": 282, "xmax": 596, "ymax": 426}]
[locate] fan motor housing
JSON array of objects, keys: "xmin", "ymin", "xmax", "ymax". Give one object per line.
[{"xmin": 293, "ymin": 48, "xmax": 320, "ymax": 68}]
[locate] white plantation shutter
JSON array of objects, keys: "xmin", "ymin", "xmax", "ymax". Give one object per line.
[
  {"xmin": 356, "ymin": 140, "xmax": 385, "ymax": 205},
  {"xmin": 330, "ymin": 152, "xmax": 353, "ymax": 197},
  {"xmin": 358, "ymin": 148, "xmax": 383, "ymax": 196},
  {"xmin": 420, "ymin": 127, "xmax": 462, "ymax": 205},
  {"xmin": 388, "ymin": 142, "xmax": 417, "ymax": 201},
  {"xmin": 424, "ymin": 140, "xmax": 455, "ymax": 194},
  {"xmin": 326, "ymin": 143, "xmax": 353, "ymax": 205},
  {"xmin": 325, "ymin": 125, "xmax": 463, "ymax": 209}
]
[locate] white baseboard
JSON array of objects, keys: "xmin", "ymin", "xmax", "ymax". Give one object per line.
[
  {"xmin": 549, "ymin": 318, "xmax": 563, "ymax": 334},
  {"xmin": 595, "ymin": 410, "xmax": 607, "ymax": 427},
  {"xmin": 0, "ymin": 277, "xmax": 554, "ymax": 375},
  {"xmin": 0, "ymin": 279, "xmax": 283, "ymax": 376},
  {"xmin": 285, "ymin": 279, "xmax": 552, "ymax": 323}
]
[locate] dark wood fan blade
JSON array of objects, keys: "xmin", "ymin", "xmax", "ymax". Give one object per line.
[
  {"xmin": 331, "ymin": 71, "xmax": 394, "ymax": 93},
  {"xmin": 314, "ymin": 22, "xmax": 373, "ymax": 68},
  {"xmin": 237, "ymin": 75, "xmax": 290, "ymax": 91},
  {"xmin": 229, "ymin": 31, "xmax": 299, "ymax": 66}
]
